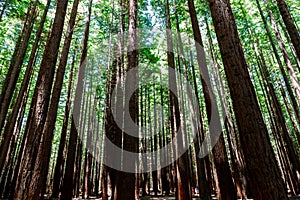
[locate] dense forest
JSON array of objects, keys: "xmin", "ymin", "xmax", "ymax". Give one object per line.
[{"xmin": 0, "ymin": 0, "xmax": 299, "ymax": 199}]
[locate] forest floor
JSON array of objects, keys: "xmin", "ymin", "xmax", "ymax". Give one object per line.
[
  {"xmin": 68, "ymin": 195, "xmax": 300, "ymax": 200},
  {"xmin": 68, "ymin": 193, "xmax": 300, "ymax": 200},
  {"xmin": 2, "ymin": 194, "xmax": 300, "ymax": 200},
  {"xmin": 13, "ymin": 191, "xmax": 299, "ymax": 200}
]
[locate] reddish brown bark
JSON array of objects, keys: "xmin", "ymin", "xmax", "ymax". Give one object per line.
[
  {"xmin": 207, "ymin": 0, "xmax": 288, "ymax": 199},
  {"xmin": 0, "ymin": 1, "xmax": 37, "ymax": 133},
  {"xmin": 0, "ymin": 0, "xmax": 50, "ymax": 174},
  {"xmin": 188, "ymin": 0, "xmax": 236, "ymax": 199},
  {"xmin": 276, "ymin": 0, "xmax": 300, "ymax": 61},
  {"xmin": 13, "ymin": 0, "xmax": 69, "ymax": 198},
  {"xmin": 60, "ymin": 1, "xmax": 92, "ymax": 199},
  {"xmin": 51, "ymin": 51, "xmax": 76, "ymax": 198},
  {"xmin": 114, "ymin": 0, "xmax": 139, "ymax": 199},
  {"xmin": 28, "ymin": 0, "xmax": 79, "ymax": 197}
]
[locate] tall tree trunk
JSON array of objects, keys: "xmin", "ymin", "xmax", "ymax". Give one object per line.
[
  {"xmin": 207, "ymin": 0, "xmax": 288, "ymax": 199},
  {"xmin": 73, "ymin": 82, "xmax": 87, "ymax": 197},
  {"xmin": 268, "ymin": 9, "xmax": 300, "ymax": 105},
  {"xmin": 188, "ymin": 0, "xmax": 236, "ymax": 199},
  {"xmin": 114, "ymin": 0, "xmax": 139, "ymax": 198},
  {"xmin": 0, "ymin": 67, "xmax": 32, "ymax": 198},
  {"xmin": 165, "ymin": 0, "xmax": 191, "ymax": 199},
  {"xmin": 152, "ymin": 82, "xmax": 158, "ymax": 196},
  {"xmin": 102, "ymin": 47, "xmax": 118, "ymax": 200},
  {"xmin": 13, "ymin": 0, "xmax": 69, "ymax": 198},
  {"xmin": 60, "ymin": 1, "xmax": 92, "ymax": 199},
  {"xmin": 276, "ymin": 0, "xmax": 300, "ymax": 61},
  {"xmin": 0, "ymin": 0, "xmax": 50, "ymax": 173},
  {"xmin": 0, "ymin": 0, "xmax": 37, "ymax": 133},
  {"xmin": 83, "ymin": 68, "xmax": 95, "ymax": 199},
  {"xmin": 255, "ymin": 0, "xmax": 300, "ymax": 125},
  {"xmin": 189, "ymin": 54, "xmax": 212, "ymax": 199},
  {"xmin": 159, "ymin": 73, "xmax": 170, "ymax": 196},
  {"xmin": 51, "ymin": 51, "xmax": 76, "ymax": 198},
  {"xmin": 140, "ymin": 86, "xmax": 148, "ymax": 196},
  {"xmin": 28, "ymin": 0, "xmax": 79, "ymax": 197},
  {"xmin": 112, "ymin": 0, "xmax": 125, "ymax": 197},
  {"xmin": 258, "ymin": 47, "xmax": 300, "ymax": 194},
  {"xmin": 206, "ymin": 10, "xmax": 247, "ymax": 198}
]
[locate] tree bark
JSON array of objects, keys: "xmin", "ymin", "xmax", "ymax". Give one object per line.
[
  {"xmin": 255, "ymin": 0, "xmax": 300, "ymax": 125},
  {"xmin": 13, "ymin": 0, "xmax": 69, "ymax": 198},
  {"xmin": 114, "ymin": 0, "xmax": 139, "ymax": 198},
  {"xmin": 51, "ymin": 51, "xmax": 76, "ymax": 198},
  {"xmin": 0, "ymin": 0, "xmax": 37, "ymax": 133},
  {"xmin": 28, "ymin": 0, "xmax": 79, "ymax": 197},
  {"xmin": 0, "ymin": 0, "xmax": 50, "ymax": 174},
  {"xmin": 268, "ymin": 9, "xmax": 300, "ymax": 105},
  {"xmin": 60, "ymin": 1, "xmax": 92, "ymax": 199},
  {"xmin": 165, "ymin": 0, "xmax": 191, "ymax": 199},
  {"xmin": 188, "ymin": 0, "xmax": 236, "ymax": 199},
  {"xmin": 276, "ymin": 0, "xmax": 300, "ymax": 61},
  {"xmin": 207, "ymin": 0, "xmax": 288, "ymax": 199}
]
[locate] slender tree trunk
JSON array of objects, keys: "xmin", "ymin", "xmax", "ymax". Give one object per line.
[
  {"xmin": 13, "ymin": 0, "xmax": 69, "ymax": 198},
  {"xmin": 159, "ymin": 73, "xmax": 170, "ymax": 196},
  {"xmin": 100, "ymin": 1, "xmax": 118, "ymax": 199},
  {"xmin": 188, "ymin": 0, "xmax": 236, "ymax": 199},
  {"xmin": 0, "ymin": 0, "xmax": 50, "ymax": 174},
  {"xmin": 189, "ymin": 56, "xmax": 212, "ymax": 199},
  {"xmin": 60, "ymin": 1, "xmax": 92, "ymax": 199},
  {"xmin": 140, "ymin": 86, "xmax": 148, "ymax": 196},
  {"xmin": 28, "ymin": 0, "xmax": 79, "ymax": 198},
  {"xmin": 268, "ymin": 9, "xmax": 300, "ymax": 104},
  {"xmin": 165, "ymin": 0, "xmax": 191, "ymax": 199},
  {"xmin": 114, "ymin": 0, "xmax": 139, "ymax": 198},
  {"xmin": 0, "ymin": 0, "xmax": 37, "ymax": 133},
  {"xmin": 153, "ymin": 83, "xmax": 159, "ymax": 196},
  {"xmin": 74, "ymin": 83, "xmax": 87, "ymax": 197},
  {"xmin": 276, "ymin": 0, "xmax": 300, "ymax": 61},
  {"xmin": 112, "ymin": 0, "xmax": 125, "ymax": 196},
  {"xmin": 0, "ymin": 72, "xmax": 32, "ymax": 198},
  {"xmin": 82, "ymin": 89, "xmax": 94, "ymax": 199},
  {"xmin": 280, "ymin": 86, "xmax": 300, "ymax": 145},
  {"xmin": 255, "ymin": 0, "xmax": 300, "ymax": 125},
  {"xmin": 207, "ymin": 0, "xmax": 288, "ymax": 199},
  {"xmin": 51, "ymin": 51, "xmax": 76, "ymax": 198},
  {"xmin": 102, "ymin": 47, "xmax": 118, "ymax": 200}
]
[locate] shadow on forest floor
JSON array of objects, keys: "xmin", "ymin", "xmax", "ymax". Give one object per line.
[
  {"xmin": 68, "ymin": 194, "xmax": 300, "ymax": 200},
  {"xmin": 2, "ymin": 193, "xmax": 298, "ymax": 200},
  {"xmin": 1, "ymin": 195, "xmax": 300, "ymax": 200},
  {"xmin": 67, "ymin": 196, "xmax": 300, "ymax": 200}
]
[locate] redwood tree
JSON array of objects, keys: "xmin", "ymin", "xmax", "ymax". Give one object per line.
[
  {"xmin": 13, "ymin": 0, "xmax": 69, "ymax": 198},
  {"xmin": 276, "ymin": 0, "xmax": 300, "ymax": 61},
  {"xmin": 207, "ymin": 0, "xmax": 288, "ymax": 199}
]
